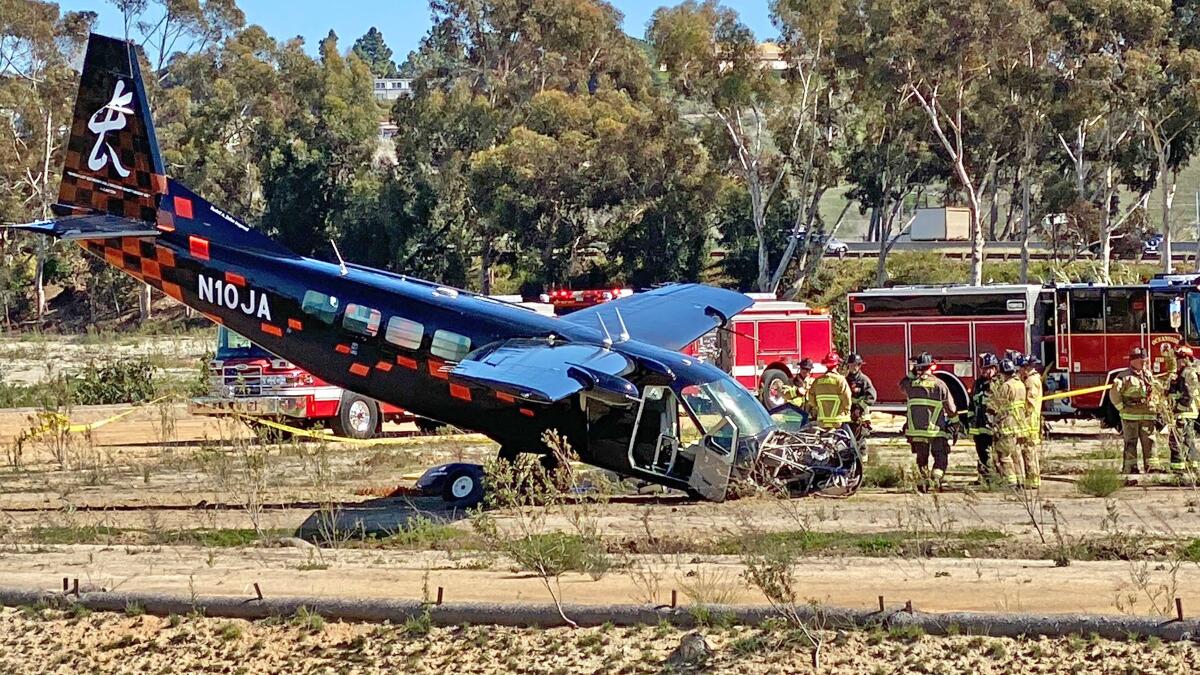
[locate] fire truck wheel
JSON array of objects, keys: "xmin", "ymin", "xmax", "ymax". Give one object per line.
[
  {"xmin": 760, "ymin": 368, "xmax": 791, "ymax": 408},
  {"xmin": 332, "ymin": 394, "xmax": 380, "ymax": 440}
]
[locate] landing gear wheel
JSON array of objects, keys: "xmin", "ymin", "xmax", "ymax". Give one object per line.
[
  {"xmin": 331, "ymin": 394, "xmax": 379, "ymax": 439},
  {"xmin": 760, "ymin": 368, "xmax": 791, "ymax": 409},
  {"xmin": 442, "ymin": 468, "xmax": 485, "ymax": 508}
]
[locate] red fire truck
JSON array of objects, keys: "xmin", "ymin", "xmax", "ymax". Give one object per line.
[
  {"xmin": 190, "ymin": 326, "xmax": 415, "ymax": 438},
  {"xmin": 848, "ymin": 276, "xmax": 1198, "ymax": 423}
]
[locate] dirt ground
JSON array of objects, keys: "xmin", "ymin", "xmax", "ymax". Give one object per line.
[
  {"xmin": 0, "ymin": 401, "xmax": 1198, "ymax": 620},
  {"xmin": 1, "ymin": 606, "xmax": 1196, "ymax": 674}
]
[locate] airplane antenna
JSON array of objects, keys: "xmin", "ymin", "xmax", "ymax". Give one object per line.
[
  {"xmin": 597, "ymin": 314, "xmax": 613, "ymax": 348},
  {"xmin": 330, "ymin": 239, "xmax": 348, "ymax": 276},
  {"xmin": 613, "ymin": 308, "xmax": 630, "ymax": 343}
]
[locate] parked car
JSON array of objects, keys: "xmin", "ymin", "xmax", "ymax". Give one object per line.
[
  {"xmin": 1142, "ymin": 233, "xmax": 1163, "ymax": 257},
  {"xmin": 795, "ymin": 230, "xmax": 849, "ymax": 258}
]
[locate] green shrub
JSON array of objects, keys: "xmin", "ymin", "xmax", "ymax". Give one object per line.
[
  {"xmin": 73, "ymin": 358, "xmax": 156, "ymax": 405},
  {"xmin": 863, "ymin": 463, "xmax": 907, "ymax": 489},
  {"xmin": 1075, "ymin": 466, "xmax": 1125, "ymax": 497}
]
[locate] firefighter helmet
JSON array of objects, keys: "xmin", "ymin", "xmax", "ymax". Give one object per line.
[
  {"xmin": 1023, "ymin": 353, "xmax": 1042, "ymax": 368},
  {"xmin": 797, "ymin": 358, "xmax": 814, "ymax": 371},
  {"xmin": 845, "ymin": 353, "xmax": 865, "ymax": 366},
  {"xmin": 1129, "ymin": 347, "xmax": 1148, "ymax": 360},
  {"xmin": 979, "ymin": 352, "xmax": 999, "ymax": 368},
  {"xmin": 822, "ymin": 352, "xmax": 841, "ymax": 368},
  {"xmin": 999, "ymin": 358, "xmax": 1018, "ymax": 375},
  {"xmin": 913, "ymin": 352, "xmax": 935, "ymax": 370},
  {"xmin": 1178, "ymin": 345, "xmax": 1195, "ymax": 359}
]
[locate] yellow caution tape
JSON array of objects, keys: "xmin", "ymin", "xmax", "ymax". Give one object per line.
[
  {"xmin": 1039, "ymin": 383, "xmax": 1113, "ymax": 403},
  {"xmin": 18, "ymin": 395, "xmax": 174, "ymax": 442},
  {"xmin": 68, "ymin": 395, "xmax": 174, "ymax": 433},
  {"xmin": 237, "ymin": 414, "xmax": 487, "ymax": 447}
]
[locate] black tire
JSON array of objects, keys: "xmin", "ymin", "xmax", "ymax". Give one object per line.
[
  {"xmin": 330, "ymin": 393, "xmax": 380, "ymax": 439},
  {"xmin": 760, "ymin": 367, "xmax": 791, "ymax": 408},
  {"xmin": 441, "ymin": 468, "xmax": 485, "ymax": 508}
]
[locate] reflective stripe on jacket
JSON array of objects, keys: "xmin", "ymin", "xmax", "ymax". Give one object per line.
[
  {"xmin": 901, "ymin": 374, "xmax": 955, "ymax": 438},
  {"xmin": 1110, "ymin": 368, "xmax": 1156, "ymax": 421},
  {"xmin": 808, "ymin": 372, "xmax": 851, "ymax": 427},
  {"xmin": 988, "ymin": 375, "xmax": 1026, "ymax": 437},
  {"xmin": 1023, "ymin": 371, "xmax": 1043, "ymax": 440}
]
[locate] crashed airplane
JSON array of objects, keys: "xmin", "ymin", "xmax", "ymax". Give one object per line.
[{"xmin": 10, "ymin": 34, "xmax": 861, "ymax": 502}]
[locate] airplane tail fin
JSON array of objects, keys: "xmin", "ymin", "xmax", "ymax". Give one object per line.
[
  {"xmin": 56, "ymin": 33, "xmax": 165, "ymax": 224},
  {"xmin": 11, "ymin": 33, "xmax": 296, "ymax": 259}
]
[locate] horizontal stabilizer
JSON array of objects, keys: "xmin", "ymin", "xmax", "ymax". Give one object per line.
[
  {"xmin": 451, "ymin": 339, "xmax": 636, "ymax": 404},
  {"xmin": 562, "ymin": 284, "xmax": 755, "ymax": 351},
  {"xmin": 7, "ymin": 213, "xmax": 159, "ymax": 240}
]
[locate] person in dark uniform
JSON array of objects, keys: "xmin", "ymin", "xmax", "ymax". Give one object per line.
[
  {"xmin": 900, "ymin": 352, "xmax": 957, "ymax": 491},
  {"xmin": 843, "ymin": 353, "xmax": 877, "ymax": 459},
  {"xmin": 967, "ymin": 352, "xmax": 999, "ymax": 483}
]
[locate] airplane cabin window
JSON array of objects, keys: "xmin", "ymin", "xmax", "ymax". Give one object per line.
[
  {"xmin": 302, "ymin": 290, "xmax": 339, "ymax": 325},
  {"xmin": 343, "ymin": 303, "xmax": 381, "ymax": 337},
  {"xmin": 385, "ymin": 316, "xmax": 424, "ymax": 349},
  {"xmin": 431, "ymin": 330, "xmax": 471, "ymax": 361}
]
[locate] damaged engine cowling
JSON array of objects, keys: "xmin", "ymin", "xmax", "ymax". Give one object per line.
[{"xmin": 741, "ymin": 426, "xmax": 863, "ymax": 498}]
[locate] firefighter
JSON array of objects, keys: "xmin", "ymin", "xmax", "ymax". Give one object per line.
[
  {"xmin": 844, "ymin": 353, "xmax": 877, "ymax": 458},
  {"xmin": 900, "ymin": 352, "xmax": 956, "ymax": 491},
  {"xmin": 1019, "ymin": 353, "xmax": 1044, "ymax": 490},
  {"xmin": 808, "ymin": 353, "xmax": 852, "ymax": 431},
  {"xmin": 784, "ymin": 358, "xmax": 815, "ymax": 407},
  {"xmin": 988, "ymin": 358, "xmax": 1028, "ymax": 488},
  {"xmin": 1110, "ymin": 347, "xmax": 1160, "ymax": 474},
  {"xmin": 967, "ymin": 352, "xmax": 999, "ymax": 483},
  {"xmin": 1168, "ymin": 345, "xmax": 1200, "ymax": 472}
]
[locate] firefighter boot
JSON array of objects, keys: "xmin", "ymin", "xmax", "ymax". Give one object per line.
[{"xmin": 931, "ymin": 468, "xmax": 946, "ymax": 492}]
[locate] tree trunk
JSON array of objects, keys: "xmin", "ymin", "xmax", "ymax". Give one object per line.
[
  {"xmin": 479, "ymin": 236, "xmax": 492, "ymax": 295},
  {"xmin": 1020, "ymin": 129, "xmax": 1033, "ymax": 283},
  {"xmin": 752, "ymin": 188, "xmax": 770, "ymax": 292},
  {"xmin": 967, "ymin": 189, "xmax": 983, "ymax": 286},
  {"xmin": 139, "ymin": 285, "xmax": 152, "ymax": 321},
  {"xmin": 1100, "ymin": 168, "xmax": 1115, "ymax": 285},
  {"xmin": 1160, "ymin": 156, "xmax": 1176, "ymax": 275}
]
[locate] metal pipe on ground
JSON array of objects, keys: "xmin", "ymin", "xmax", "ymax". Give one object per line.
[{"xmin": 1, "ymin": 586, "xmax": 1197, "ymax": 640}]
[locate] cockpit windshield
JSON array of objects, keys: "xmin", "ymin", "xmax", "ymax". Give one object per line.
[{"xmin": 679, "ymin": 376, "xmax": 774, "ymax": 438}]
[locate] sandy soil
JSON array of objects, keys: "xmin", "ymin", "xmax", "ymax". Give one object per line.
[
  {"xmin": 1, "ymin": 399, "xmax": 1198, "ymax": 619},
  {"xmin": 0, "ymin": 545, "xmax": 1195, "ymax": 615},
  {"xmin": 0, "ymin": 606, "xmax": 1196, "ymax": 674}
]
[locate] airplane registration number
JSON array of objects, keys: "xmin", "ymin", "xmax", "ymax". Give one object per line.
[{"xmin": 198, "ymin": 274, "xmax": 273, "ymax": 321}]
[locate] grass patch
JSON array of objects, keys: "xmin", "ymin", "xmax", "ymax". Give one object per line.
[
  {"xmin": 715, "ymin": 529, "xmax": 1009, "ymax": 558},
  {"xmin": 1075, "ymin": 466, "xmax": 1125, "ymax": 497},
  {"xmin": 291, "ymin": 606, "xmax": 325, "ymax": 632},
  {"xmin": 15, "ymin": 526, "xmax": 291, "ymax": 547},
  {"xmin": 217, "ymin": 622, "xmax": 243, "ymax": 642},
  {"xmin": 370, "ymin": 518, "xmax": 469, "ymax": 549},
  {"xmin": 1180, "ymin": 539, "xmax": 1200, "ymax": 562},
  {"xmin": 862, "ymin": 463, "xmax": 908, "ymax": 489}
]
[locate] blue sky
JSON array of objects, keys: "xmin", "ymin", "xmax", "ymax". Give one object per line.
[{"xmin": 63, "ymin": 1, "xmax": 777, "ymax": 58}]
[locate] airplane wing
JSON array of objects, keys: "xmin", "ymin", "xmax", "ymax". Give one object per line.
[
  {"xmin": 561, "ymin": 284, "xmax": 754, "ymax": 351},
  {"xmin": 7, "ymin": 213, "xmax": 160, "ymax": 240},
  {"xmin": 450, "ymin": 339, "xmax": 637, "ymax": 404}
]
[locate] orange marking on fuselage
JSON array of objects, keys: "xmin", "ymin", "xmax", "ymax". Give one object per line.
[
  {"xmin": 335, "ymin": 344, "xmax": 351, "ymax": 354},
  {"xmin": 428, "ymin": 361, "xmax": 449, "ymax": 380},
  {"xmin": 375, "ymin": 360, "xmax": 393, "ymax": 372},
  {"xmin": 449, "ymin": 383, "xmax": 472, "ymax": 401},
  {"xmin": 188, "ymin": 236, "xmax": 210, "ymax": 260},
  {"xmin": 287, "ymin": 318, "xmax": 303, "ymax": 331},
  {"xmin": 225, "ymin": 271, "xmax": 246, "ymax": 286},
  {"xmin": 261, "ymin": 322, "xmax": 283, "ymax": 337},
  {"xmin": 396, "ymin": 355, "xmax": 418, "ymax": 370},
  {"xmin": 349, "ymin": 362, "xmax": 370, "ymax": 377},
  {"xmin": 173, "ymin": 196, "xmax": 194, "ymax": 219},
  {"xmin": 155, "ymin": 246, "xmax": 175, "ymax": 267},
  {"xmin": 495, "ymin": 391, "xmax": 516, "ymax": 403}
]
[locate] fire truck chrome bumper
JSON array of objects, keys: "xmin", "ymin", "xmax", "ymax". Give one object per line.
[{"xmin": 189, "ymin": 396, "xmax": 308, "ymax": 418}]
